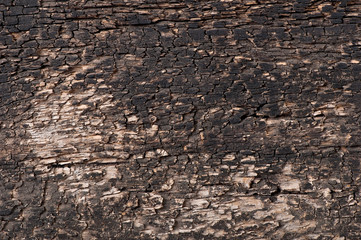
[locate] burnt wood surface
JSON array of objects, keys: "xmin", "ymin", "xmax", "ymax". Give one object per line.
[{"xmin": 1, "ymin": 0, "xmax": 361, "ymax": 239}]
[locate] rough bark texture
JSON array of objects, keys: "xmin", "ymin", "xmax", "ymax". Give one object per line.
[{"xmin": 1, "ymin": 0, "xmax": 361, "ymax": 239}]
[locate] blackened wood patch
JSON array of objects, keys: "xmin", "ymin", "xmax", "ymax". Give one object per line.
[{"xmin": 1, "ymin": 0, "xmax": 361, "ymax": 239}]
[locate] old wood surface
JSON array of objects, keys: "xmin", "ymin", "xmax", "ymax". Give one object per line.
[{"xmin": 1, "ymin": 0, "xmax": 361, "ymax": 239}]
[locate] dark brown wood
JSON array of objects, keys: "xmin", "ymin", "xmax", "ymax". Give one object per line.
[{"xmin": 1, "ymin": 0, "xmax": 361, "ymax": 239}]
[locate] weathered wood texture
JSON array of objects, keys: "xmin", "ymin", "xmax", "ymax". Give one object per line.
[{"xmin": 1, "ymin": 0, "xmax": 361, "ymax": 239}]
